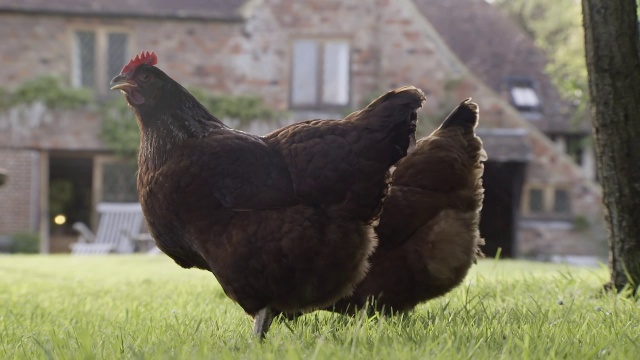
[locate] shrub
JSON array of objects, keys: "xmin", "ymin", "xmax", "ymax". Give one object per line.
[{"xmin": 10, "ymin": 232, "xmax": 40, "ymax": 254}]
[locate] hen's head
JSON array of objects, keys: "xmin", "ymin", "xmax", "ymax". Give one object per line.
[{"xmin": 110, "ymin": 51, "xmax": 168, "ymax": 109}]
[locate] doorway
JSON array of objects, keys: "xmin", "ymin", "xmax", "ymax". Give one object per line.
[
  {"xmin": 479, "ymin": 161, "xmax": 527, "ymax": 258},
  {"xmin": 48, "ymin": 154, "xmax": 93, "ymax": 252}
]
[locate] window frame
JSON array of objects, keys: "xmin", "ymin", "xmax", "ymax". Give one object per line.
[
  {"xmin": 521, "ymin": 184, "xmax": 572, "ymax": 217},
  {"xmin": 527, "ymin": 187, "xmax": 545, "ymax": 214},
  {"xmin": 289, "ymin": 37, "xmax": 352, "ymax": 110},
  {"xmin": 70, "ymin": 26, "xmax": 133, "ymax": 96}
]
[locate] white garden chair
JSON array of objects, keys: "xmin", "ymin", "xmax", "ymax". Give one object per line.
[{"xmin": 70, "ymin": 202, "xmax": 146, "ymax": 255}]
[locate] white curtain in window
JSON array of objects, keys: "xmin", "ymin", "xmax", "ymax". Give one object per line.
[
  {"xmin": 291, "ymin": 40, "xmax": 318, "ymax": 106},
  {"xmin": 322, "ymin": 41, "xmax": 350, "ymax": 106},
  {"xmin": 107, "ymin": 33, "xmax": 129, "ymax": 81},
  {"xmin": 73, "ymin": 31, "xmax": 96, "ymax": 88}
]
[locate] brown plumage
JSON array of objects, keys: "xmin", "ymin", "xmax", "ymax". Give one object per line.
[
  {"xmin": 109, "ymin": 51, "xmax": 425, "ymax": 338},
  {"xmin": 329, "ymin": 99, "xmax": 486, "ymax": 314}
]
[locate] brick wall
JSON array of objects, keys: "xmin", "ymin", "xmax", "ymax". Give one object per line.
[
  {"xmin": 0, "ymin": 14, "xmax": 70, "ymax": 88},
  {"xmin": 0, "ymin": 2, "xmax": 473, "ymax": 112},
  {"xmin": 0, "ymin": 149, "xmax": 38, "ymax": 236}
]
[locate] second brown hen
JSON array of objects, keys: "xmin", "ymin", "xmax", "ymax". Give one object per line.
[{"xmin": 330, "ymin": 99, "xmax": 486, "ymax": 314}]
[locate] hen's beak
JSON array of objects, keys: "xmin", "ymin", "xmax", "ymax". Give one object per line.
[{"xmin": 109, "ymin": 74, "xmax": 136, "ymax": 91}]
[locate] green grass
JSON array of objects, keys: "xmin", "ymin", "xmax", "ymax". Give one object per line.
[{"xmin": 1, "ymin": 256, "xmax": 638, "ymax": 360}]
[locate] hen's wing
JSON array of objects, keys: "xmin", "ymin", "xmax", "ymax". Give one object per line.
[
  {"xmin": 264, "ymin": 86, "xmax": 425, "ymax": 220},
  {"xmin": 330, "ymin": 99, "xmax": 486, "ymax": 314},
  {"xmin": 140, "ymin": 128, "xmax": 300, "ymax": 270},
  {"xmin": 180, "ymin": 129, "xmax": 299, "ymax": 211}
]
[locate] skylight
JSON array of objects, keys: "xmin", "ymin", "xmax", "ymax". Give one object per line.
[{"xmin": 510, "ymin": 86, "xmax": 540, "ymax": 108}]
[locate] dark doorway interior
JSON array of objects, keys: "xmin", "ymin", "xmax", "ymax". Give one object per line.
[
  {"xmin": 479, "ymin": 161, "xmax": 527, "ymax": 258},
  {"xmin": 49, "ymin": 155, "xmax": 93, "ymax": 239}
]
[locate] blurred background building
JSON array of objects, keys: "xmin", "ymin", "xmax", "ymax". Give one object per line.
[{"xmin": 0, "ymin": 0, "xmax": 605, "ymax": 258}]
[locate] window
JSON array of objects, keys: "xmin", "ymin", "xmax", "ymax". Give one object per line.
[
  {"xmin": 523, "ymin": 185, "xmax": 572, "ymax": 216},
  {"xmin": 102, "ymin": 162, "xmax": 138, "ymax": 202},
  {"xmin": 507, "ymin": 78, "xmax": 541, "ymax": 112},
  {"xmin": 72, "ymin": 29, "xmax": 130, "ymax": 94},
  {"xmin": 552, "ymin": 189, "xmax": 571, "ymax": 214},
  {"xmin": 528, "ymin": 188, "xmax": 544, "ymax": 213},
  {"xmin": 74, "ymin": 31, "xmax": 96, "ymax": 88},
  {"xmin": 107, "ymin": 33, "xmax": 129, "ymax": 81},
  {"xmin": 291, "ymin": 39, "xmax": 350, "ymax": 108},
  {"xmin": 511, "ymin": 86, "xmax": 540, "ymax": 108}
]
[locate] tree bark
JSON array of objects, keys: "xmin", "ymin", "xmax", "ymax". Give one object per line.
[{"xmin": 582, "ymin": 0, "xmax": 640, "ymax": 293}]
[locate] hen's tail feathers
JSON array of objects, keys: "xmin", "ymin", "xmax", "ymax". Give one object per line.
[
  {"xmin": 433, "ymin": 98, "xmax": 488, "ymax": 162},
  {"xmin": 440, "ymin": 98, "xmax": 478, "ymax": 130},
  {"xmin": 364, "ymin": 86, "xmax": 426, "ymax": 112},
  {"xmin": 345, "ymin": 86, "xmax": 426, "ymax": 127},
  {"xmin": 352, "ymin": 86, "xmax": 426, "ymax": 166}
]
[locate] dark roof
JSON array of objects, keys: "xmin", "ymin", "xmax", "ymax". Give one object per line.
[
  {"xmin": 476, "ymin": 128, "xmax": 532, "ymax": 162},
  {"xmin": 0, "ymin": 0, "xmax": 248, "ymax": 21},
  {"xmin": 414, "ymin": 0, "xmax": 588, "ymax": 134}
]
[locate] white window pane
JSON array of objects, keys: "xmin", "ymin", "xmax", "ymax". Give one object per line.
[
  {"xmin": 291, "ymin": 40, "xmax": 318, "ymax": 106},
  {"xmin": 107, "ymin": 33, "xmax": 129, "ymax": 80},
  {"xmin": 74, "ymin": 31, "xmax": 95, "ymax": 88},
  {"xmin": 322, "ymin": 41, "xmax": 350, "ymax": 106},
  {"xmin": 511, "ymin": 86, "xmax": 540, "ymax": 107}
]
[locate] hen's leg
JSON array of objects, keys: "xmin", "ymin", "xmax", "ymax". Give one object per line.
[{"xmin": 253, "ymin": 307, "xmax": 274, "ymax": 340}]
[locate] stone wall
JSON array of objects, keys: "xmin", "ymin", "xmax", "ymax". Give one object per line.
[{"xmin": 0, "ymin": 104, "xmax": 105, "ymax": 150}]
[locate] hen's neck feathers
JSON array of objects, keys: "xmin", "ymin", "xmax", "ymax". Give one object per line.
[{"xmin": 135, "ymin": 80, "xmax": 226, "ymax": 172}]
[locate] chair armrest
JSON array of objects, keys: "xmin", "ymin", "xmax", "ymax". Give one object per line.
[{"xmin": 72, "ymin": 222, "xmax": 96, "ymax": 243}]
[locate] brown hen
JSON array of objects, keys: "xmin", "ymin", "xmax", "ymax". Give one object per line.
[
  {"xmin": 330, "ymin": 99, "xmax": 486, "ymax": 314},
  {"xmin": 109, "ymin": 51, "xmax": 425, "ymax": 338}
]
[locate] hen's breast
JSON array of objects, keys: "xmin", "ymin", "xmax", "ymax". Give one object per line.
[
  {"xmin": 138, "ymin": 156, "xmax": 220, "ymax": 271},
  {"xmin": 193, "ymin": 205, "xmax": 375, "ymax": 315},
  {"xmin": 137, "ymin": 129, "xmax": 377, "ymax": 317}
]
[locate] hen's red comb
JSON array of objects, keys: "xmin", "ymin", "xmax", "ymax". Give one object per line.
[{"xmin": 121, "ymin": 51, "xmax": 158, "ymax": 75}]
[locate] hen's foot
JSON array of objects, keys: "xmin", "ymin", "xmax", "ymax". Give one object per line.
[{"xmin": 253, "ymin": 307, "xmax": 275, "ymax": 340}]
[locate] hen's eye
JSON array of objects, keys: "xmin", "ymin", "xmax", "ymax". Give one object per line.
[{"xmin": 139, "ymin": 73, "xmax": 151, "ymax": 82}]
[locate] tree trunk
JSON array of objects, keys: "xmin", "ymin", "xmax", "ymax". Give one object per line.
[{"xmin": 582, "ymin": 0, "xmax": 640, "ymax": 293}]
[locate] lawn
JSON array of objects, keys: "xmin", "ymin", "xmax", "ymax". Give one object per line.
[{"xmin": 0, "ymin": 255, "xmax": 638, "ymax": 360}]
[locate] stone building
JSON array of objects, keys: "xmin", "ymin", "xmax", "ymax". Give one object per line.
[{"xmin": 0, "ymin": 0, "xmax": 605, "ymax": 258}]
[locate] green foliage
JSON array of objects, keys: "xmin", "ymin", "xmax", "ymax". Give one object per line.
[
  {"xmin": 189, "ymin": 87, "xmax": 287, "ymax": 125},
  {"xmin": 100, "ymin": 88, "xmax": 288, "ymax": 160},
  {"xmin": 573, "ymin": 215, "xmax": 591, "ymax": 232},
  {"xmin": 8, "ymin": 232, "xmax": 39, "ymax": 254},
  {"xmin": 2, "ymin": 257, "xmax": 637, "ymax": 359},
  {"xmin": 49, "ymin": 179, "xmax": 75, "ymax": 217},
  {"xmin": 0, "ymin": 87, "xmax": 11, "ymax": 111},
  {"xmin": 0, "ymin": 76, "xmax": 286, "ymax": 161},
  {"xmin": 493, "ymin": 0, "xmax": 589, "ymax": 120},
  {"xmin": 3, "ymin": 76, "xmax": 93, "ymax": 111},
  {"xmin": 99, "ymin": 98, "xmax": 141, "ymax": 160}
]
